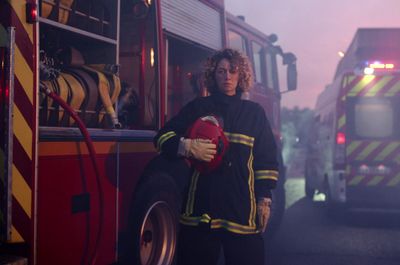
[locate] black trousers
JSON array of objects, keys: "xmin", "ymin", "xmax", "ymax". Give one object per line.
[{"xmin": 177, "ymin": 224, "xmax": 264, "ymax": 265}]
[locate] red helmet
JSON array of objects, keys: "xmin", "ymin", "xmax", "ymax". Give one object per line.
[{"xmin": 186, "ymin": 115, "xmax": 229, "ymax": 173}]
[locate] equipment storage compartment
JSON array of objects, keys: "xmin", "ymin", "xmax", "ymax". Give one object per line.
[
  {"xmin": 40, "ymin": 0, "xmax": 118, "ymax": 39},
  {"xmin": 38, "ymin": 0, "xmax": 121, "ymax": 129}
]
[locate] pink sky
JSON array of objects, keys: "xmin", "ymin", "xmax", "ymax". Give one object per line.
[{"xmin": 225, "ymin": 0, "xmax": 400, "ymax": 109}]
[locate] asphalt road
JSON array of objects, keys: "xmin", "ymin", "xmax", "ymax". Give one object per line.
[{"xmin": 265, "ymin": 178, "xmax": 400, "ymax": 265}]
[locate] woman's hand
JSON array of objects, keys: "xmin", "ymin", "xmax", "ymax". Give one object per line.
[
  {"xmin": 257, "ymin": 197, "xmax": 272, "ymax": 233},
  {"xmin": 178, "ymin": 138, "xmax": 217, "ymax": 162}
]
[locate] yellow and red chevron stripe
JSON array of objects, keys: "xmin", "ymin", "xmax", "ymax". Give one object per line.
[
  {"xmin": 345, "ymin": 140, "xmax": 400, "ymax": 187},
  {"xmin": 340, "ymin": 74, "xmax": 400, "ymax": 99},
  {"xmin": 337, "ymin": 74, "xmax": 400, "ymax": 130},
  {"xmin": 346, "ymin": 166, "xmax": 400, "ymax": 187},
  {"xmin": 336, "ymin": 74, "xmax": 400, "ymax": 188},
  {"xmin": 0, "ymin": 0, "xmax": 37, "ymax": 244}
]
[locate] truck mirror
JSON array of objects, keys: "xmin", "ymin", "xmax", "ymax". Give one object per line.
[{"xmin": 287, "ymin": 63, "xmax": 297, "ymax": 91}]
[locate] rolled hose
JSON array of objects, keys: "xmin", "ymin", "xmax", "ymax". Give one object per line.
[{"xmin": 40, "ymin": 84, "xmax": 104, "ymax": 265}]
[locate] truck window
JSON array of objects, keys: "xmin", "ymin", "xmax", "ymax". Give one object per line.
[
  {"xmin": 355, "ymin": 100, "xmax": 393, "ymax": 138},
  {"xmin": 349, "ymin": 98, "xmax": 395, "ymax": 138},
  {"xmin": 228, "ymin": 30, "xmax": 247, "ymax": 55},
  {"xmin": 251, "ymin": 41, "xmax": 263, "ymax": 84},
  {"xmin": 265, "ymin": 51, "xmax": 278, "ymax": 92}
]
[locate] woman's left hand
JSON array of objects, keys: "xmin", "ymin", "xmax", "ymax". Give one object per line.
[{"xmin": 256, "ymin": 197, "xmax": 272, "ymax": 233}]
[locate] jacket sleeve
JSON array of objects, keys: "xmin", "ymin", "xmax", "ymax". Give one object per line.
[
  {"xmin": 153, "ymin": 99, "xmax": 198, "ymax": 158},
  {"xmin": 252, "ymin": 105, "xmax": 279, "ymax": 199}
]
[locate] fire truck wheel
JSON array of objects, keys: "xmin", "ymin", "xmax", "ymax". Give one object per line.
[{"xmin": 125, "ymin": 172, "xmax": 181, "ymax": 265}]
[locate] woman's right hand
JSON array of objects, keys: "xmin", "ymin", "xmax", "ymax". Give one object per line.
[{"xmin": 178, "ymin": 138, "xmax": 217, "ymax": 162}]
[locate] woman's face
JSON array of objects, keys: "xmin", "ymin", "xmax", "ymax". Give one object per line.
[{"xmin": 215, "ymin": 58, "xmax": 239, "ymax": 96}]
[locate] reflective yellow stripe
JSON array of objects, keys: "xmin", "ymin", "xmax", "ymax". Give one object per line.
[
  {"xmin": 367, "ymin": 176, "xmax": 384, "ymax": 186},
  {"xmin": 181, "ymin": 216, "xmax": 258, "ymax": 234},
  {"xmin": 346, "ymin": 141, "xmax": 361, "ymax": 156},
  {"xmin": 225, "ymin": 132, "xmax": 254, "ymax": 147},
  {"xmin": 11, "ymin": 225, "xmax": 24, "ymax": 242},
  {"xmin": 255, "ymin": 170, "xmax": 278, "ymax": 181},
  {"xmin": 347, "ymin": 75, "xmax": 375, "ymax": 96},
  {"xmin": 15, "ymin": 46, "xmax": 33, "ymax": 104},
  {"xmin": 338, "ymin": 115, "xmax": 346, "ymax": 129},
  {"xmin": 346, "ymin": 76, "xmax": 356, "ymax": 85},
  {"xmin": 247, "ymin": 150, "xmax": 256, "ymax": 227},
  {"xmin": 156, "ymin": 131, "xmax": 176, "ymax": 150},
  {"xmin": 384, "ymin": 80, "xmax": 400, "ymax": 96},
  {"xmin": 365, "ymin": 76, "xmax": 393, "ymax": 96},
  {"xmin": 10, "ymin": 0, "xmax": 34, "ymax": 42},
  {"xmin": 348, "ymin": 175, "xmax": 364, "ymax": 186},
  {"xmin": 211, "ymin": 219, "xmax": 257, "ymax": 234},
  {"xmin": 356, "ymin": 142, "xmax": 380, "ymax": 161},
  {"xmin": 387, "ymin": 173, "xmax": 400, "ymax": 187},
  {"xmin": 13, "ymin": 106, "xmax": 32, "ymax": 160},
  {"xmin": 12, "ymin": 165, "xmax": 31, "ymax": 218},
  {"xmin": 180, "ymin": 214, "xmax": 211, "ymax": 226},
  {"xmin": 375, "ymin": 143, "xmax": 400, "ymax": 161},
  {"xmin": 185, "ymin": 171, "xmax": 199, "ymax": 215}
]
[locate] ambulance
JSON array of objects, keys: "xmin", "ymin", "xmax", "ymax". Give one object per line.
[{"xmin": 305, "ymin": 28, "xmax": 400, "ymax": 209}]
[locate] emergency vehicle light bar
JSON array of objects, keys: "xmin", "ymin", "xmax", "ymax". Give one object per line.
[
  {"xmin": 369, "ymin": 63, "xmax": 394, "ymax": 69},
  {"xmin": 363, "ymin": 62, "xmax": 396, "ymax": 75}
]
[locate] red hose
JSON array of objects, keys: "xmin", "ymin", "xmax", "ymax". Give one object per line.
[{"xmin": 40, "ymin": 85, "xmax": 104, "ymax": 265}]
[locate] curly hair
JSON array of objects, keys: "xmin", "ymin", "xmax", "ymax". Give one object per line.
[{"xmin": 204, "ymin": 48, "xmax": 253, "ymax": 94}]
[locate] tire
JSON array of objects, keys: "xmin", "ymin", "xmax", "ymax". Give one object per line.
[{"xmin": 122, "ymin": 172, "xmax": 181, "ymax": 265}]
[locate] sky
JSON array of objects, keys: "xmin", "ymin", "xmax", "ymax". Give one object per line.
[{"xmin": 224, "ymin": 0, "xmax": 400, "ymax": 109}]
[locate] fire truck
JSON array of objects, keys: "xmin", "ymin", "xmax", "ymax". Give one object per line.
[
  {"xmin": 305, "ymin": 28, "xmax": 400, "ymax": 210},
  {"xmin": 0, "ymin": 0, "xmax": 297, "ymax": 264}
]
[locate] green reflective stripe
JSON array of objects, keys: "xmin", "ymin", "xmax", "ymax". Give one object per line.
[
  {"xmin": 255, "ymin": 170, "xmax": 278, "ymax": 181},
  {"xmin": 224, "ymin": 132, "xmax": 254, "ymax": 147},
  {"xmin": 156, "ymin": 131, "xmax": 176, "ymax": 150},
  {"xmin": 185, "ymin": 171, "xmax": 200, "ymax": 215}
]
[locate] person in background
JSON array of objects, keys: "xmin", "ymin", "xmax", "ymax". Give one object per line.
[{"xmin": 154, "ymin": 48, "xmax": 279, "ymax": 265}]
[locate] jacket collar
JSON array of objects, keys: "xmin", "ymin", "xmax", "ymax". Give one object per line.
[{"xmin": 211, "ymin": 90, "xmax": 242, "ymax": 105}]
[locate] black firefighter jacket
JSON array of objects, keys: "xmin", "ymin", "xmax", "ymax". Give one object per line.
[{"xmin": 154, "ymin": 91, "xmax": 279, "ymax": 234}]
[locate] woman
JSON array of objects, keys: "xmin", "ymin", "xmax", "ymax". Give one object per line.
[{"xmin": 154, "ymin": 48, "xmax": 279, "ymax": 265}]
